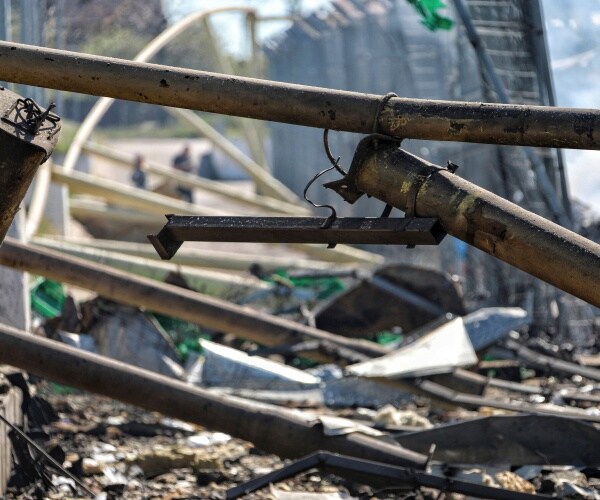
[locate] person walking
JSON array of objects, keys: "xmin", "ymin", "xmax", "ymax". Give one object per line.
[{"xmin": 172, "ymin": 145, "xmax": 194, "ymax": 203}]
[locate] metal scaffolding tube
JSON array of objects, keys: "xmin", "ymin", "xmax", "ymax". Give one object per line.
[{"xmin": 0, "ymin": 41, "xmax": 598, "ymax": 150}]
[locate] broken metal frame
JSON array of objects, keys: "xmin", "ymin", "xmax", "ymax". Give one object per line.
[
  {"xmin": 59, "ymin": 7, "xmax": 301, "ymax": 205},
  {"xmin": 225, "ymin": 451, "xmax": 548, "ymax": 500},
  {"xmin": 0, "ymin": 42, "xmax": 597, "ymax": 290}
]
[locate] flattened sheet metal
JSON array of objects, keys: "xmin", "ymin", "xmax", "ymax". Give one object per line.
[
  {"xmin": 396, "ymin": 415, "xmax": 600, "ymax": 466},
  {"xmin": 347, "ymin": 317, "xmax": 477, "ymax": 379},
  {"xmin": 464, "ymin": 307, "xmax": 529, "ymax": 352},
  {"xmin": 198, "ymin": 339, "xmax": 321, "ymax": 391}
]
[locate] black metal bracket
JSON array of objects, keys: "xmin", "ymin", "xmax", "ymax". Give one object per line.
[
  {"xmin": 148, "ymin": 215, "xmax": 446, "ymax": 260},
  {"xmin": 225, "ymin": 450, "xmax": 549, "ymax": 500}
]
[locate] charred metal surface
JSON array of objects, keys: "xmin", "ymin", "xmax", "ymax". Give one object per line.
[
  {"xmin": 313, "ymin": 265, "xmax": 464, "ymax": 338},
  {"xmin": 0, "ymin": 42, "xmax": 598, "ymax": 149},
  {"xmin": 0, "ymin": 87, "xmax": 61, "ymax": 243},
  {"xmin": 148, "ymin": 216, "xmax": 445, "ymax": 259},
  {"xmin": 328, "ymin": 136, "xmax": 600, "ymax": 307}
]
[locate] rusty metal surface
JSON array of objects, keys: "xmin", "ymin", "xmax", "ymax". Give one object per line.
[
  {"xmin": 0, "ymin": 87, "xmax": 61, "ymax": 243},
  {"xmin": 0, "ymin": 42, "xmax": 598, "ymax": 149},
  {"xmin": 149, "ymin": 216, "xmax": 445, "ymax": 259},
  {"xmin": 327, "ymin": 137, "xmax": 600, "ymax": 307}
]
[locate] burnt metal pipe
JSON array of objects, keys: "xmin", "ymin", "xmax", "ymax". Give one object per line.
[
  {"xmin": 0, "ymin": 87, "xmax": 60, "ymax": 242},
  {"xmin": 0, "ymin": 322, "xmax": 426, "ymax": 468},
  {"xmin": 0, "ymin": 41, "xmax": 598, "ymax": 150},
  {"xmin": 0, "ymin": 237, "xmax": 387, "ymax": 359},
  {"xmin": 327, "ymin": 137, "xmax": 600, "ymax": 307}
]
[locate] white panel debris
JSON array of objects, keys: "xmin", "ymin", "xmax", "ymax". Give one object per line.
[{"xmin": 346, "ymin": 317, "xmax": 478, "ymax": 379}]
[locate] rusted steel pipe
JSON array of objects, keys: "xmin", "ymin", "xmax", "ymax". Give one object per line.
[
  {"xmin": 0, "ymin": 323, "xmax": 426, "ymax": 467},
  {"xmin": 327, "ymin": 137, "xmax": 600, "ymax": 307},
  {"xmin": 0, "ymin": 237, "xmax": 387, "ymax": 359},
  {"xmin": 0, "ymin": 42, "xmax": 598, "ymax": 150},
  {"xmin": 0, "ymin": 87, "xmax": 60, "ymax": 242}
]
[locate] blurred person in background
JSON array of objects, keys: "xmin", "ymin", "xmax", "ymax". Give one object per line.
[
  {"xmin": 172, "ymin": 144, "xmax": 194, "ymax": 203},
  {"xmin": 131, "ymin": 154, "xmax": 147, "ymax": 189}
]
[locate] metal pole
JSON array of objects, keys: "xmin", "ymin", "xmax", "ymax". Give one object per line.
[
  {"xmin": 0, "ymin": 237, "xmax": 387, "ymax": 358},
  {"xmin": 0, "ymin": 322, "xmax": 426, "ymax": 467},
  {"xmin": 33, "ymin": 236, "xmax": 341, "ymax": 272},
  {"xmin": 0, "ymin": 41, "xmax": 598, "ymax": 150},
  {"xmin": 50, "ymin": 164, "xmax": 234, "ymax": 217},
  {"xmin": 328, "ymin": 137, "xmax": 600, "ymax": 307}
]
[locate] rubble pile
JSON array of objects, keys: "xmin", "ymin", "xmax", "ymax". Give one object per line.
[{"xmin": 3, "ymin": 264, "xmax": 600, "ymax": 499}]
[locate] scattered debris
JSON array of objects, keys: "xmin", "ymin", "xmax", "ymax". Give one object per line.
[{"xmin": 373, "ymin": 405, "xmax": 432, "ymax": 429}]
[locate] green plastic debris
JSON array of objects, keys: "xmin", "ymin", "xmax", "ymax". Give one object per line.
[
  {"xmin": 30, "ymin": 278, "xmax": 66, "ymax": 318},
  {"xmin": 152, "ymin": 313, "xmax": 209, "ymax": 361},
  {"xmin": 48, "ymin": 382, "xmax": 80, "ymax": 395},
  {"xmin": 375, "ymin": 330, "xmax": 404, "ymax": 345},
  {"xmin": 407, "ymin": 0, "xmax": 454, "ymax": 31}
]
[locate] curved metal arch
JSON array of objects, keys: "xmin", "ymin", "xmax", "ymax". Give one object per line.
[
  {"xmin": 63, "ymin": 6, "xmax": 257, "ymax": 174},
  {"xmin": 23, "ymin": 7, "xmax": 258, "ymax": 239}
]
